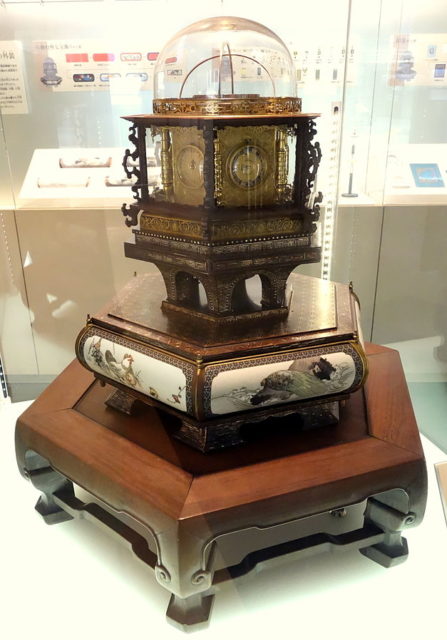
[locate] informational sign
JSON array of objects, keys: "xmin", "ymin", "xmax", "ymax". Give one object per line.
[
  {"xmin": 0, "ymin": 40, "xmax": 29, "ymax": 114},
  {"xmin": 32, "ymin": 39, "xmax": 160, "ymax": 92},
  {"xmin": 390, "ymin": 33, "xmax": 447, "ymax": 86},
  {"xmin": 290, "ymin": 42, "xmax": 357, "ymax": 87},
  {"xmin": 31, "ymin": 39, "xmax": 297, "ymax": 94},
  {"xmin": 410, "ymin": 163, "xmax": 445, "ymax": 188}
]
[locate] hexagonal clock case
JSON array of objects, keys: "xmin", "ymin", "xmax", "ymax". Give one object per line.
[{"xmin": 75, "ymin": 16, "xmax": 367, "ymax": 451}]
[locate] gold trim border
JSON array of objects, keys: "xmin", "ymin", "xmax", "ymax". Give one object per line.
[
  {"xmin": 77, "ymin": 323, "xmax": 366, "ymax": 372},
  {"xmin": 75, "ymin": 323, "xmax": 368, "ymax": 420},
  {"xmin": 153, "ymin": 96, "xmax": 302, "ymax": 116},
  {"xmin": 140, "ymin": 213, "xmax": 204, "ymax": 239},
  {"xmin": 204, "ymin": 338, "xmax": 366, "ymax": 372}
]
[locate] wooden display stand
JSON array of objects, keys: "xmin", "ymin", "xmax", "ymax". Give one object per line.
[{"xmin": 15, "ymin": 344, "xmax": 427, "ymax": 629}]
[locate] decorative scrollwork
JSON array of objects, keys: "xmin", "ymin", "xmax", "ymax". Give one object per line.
[
  {"xmin": 211, "ymin": 217, "xmax": 303, "ymax": 242},
  {"xmin": 191, "ymin": 569, "xmax": 213, "ymax": 589},
  {"xmin": 311, "ymin": 190, "xmax": 323, "ymax": 223},
  {"xmin": 121, "ymin": 202, "xmax": 141, "ymax": 227},
  {"xmin": 140, "ymin": 214, "xmax": 203, "ymax": 239},
  {"xmin": 155, "ymin": 564, "xmax": 172, "ymax": 585},
  {"xmin": 122, "ymin": 124, "xmax": 142, "ymax": 202},
  {"xmin": 153, "ymin": 96, "xmax": 302, "ymax": 116},
  {"xmin": 294, "ymin": 118, "xmax": 323, "ymax": 223}
]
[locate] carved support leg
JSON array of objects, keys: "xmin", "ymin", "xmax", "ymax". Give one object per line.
[
  {"xmin": 166, "ymin": 591, "xmax": 214, "ymax": 629},
  {"xmin": 105, "ymin": 388, "xmax": 138, "ymax": 415},
  {"xmin": 299, "ymin": 401, "xmax": 340, "ymax": 430},
  {"xmin": 175, "ymin": 417, "xmax": 246, "ymax": 452},
  {"xmin": 231, "ymin": 278, "xmax": 257, "ymax": 314},
  {"xmin": 216, "ymin": 280, "xmax": 235, "ymax": 315},
  {"xmin": 175, "ymin": 272, "xmax": 201, "ymax": 308},
  {"xmin": 269, "ymin": 273, "xmax": 289, "ymax": 308},
  {"xmin": 359, "ymin": 497, "xmax": 415, "ymax": 567},
  {"xmin": 24, "ymin": 451, "xmax": 74, "ymax": 525},
  {"xmin": 157, "ymin": 264, "xmax": 177, "ymax": 303},
  {"xmin": 155, "ymin": 527, "xmax": 216, "ymax": 603},
  {"xmin": 259, "ymin": 269, "xmax": 292, "ymax": 309},
  {"xmin": 202, "ymin": 278, "xmax": 217, "ymax": 313},
  {"xmin": 260, "ymin": 274, "xmax": 275, "ymax": 309}
]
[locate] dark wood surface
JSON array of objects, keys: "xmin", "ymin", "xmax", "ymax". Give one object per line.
[
  {"xmin": 16, "ymin": 343, "xmax": 426, "ymax": 529},
  {"xmin": 122, "ymin": 113, "xmax": 320, "ymax": 127},
  {"xmin": 74, "ymin": 381, "xmax": 368, "ymax": 475},
  {"xmin": 90, "ymin": 273, "xmax": 357, "ymax": 356},
  {"xmin": 15, "ymin": 342, "xmax": 427, "ymax": 613}
]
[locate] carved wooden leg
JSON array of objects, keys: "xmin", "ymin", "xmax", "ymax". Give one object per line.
[
  {"xmin": 175, "ymin": 417, "xmax": 245, "ymax": 452},
  {"xmin": 359, "ymin": 497, "xmax": 414, "ymax": 567},
  {"xmin": 24, "ymin": 451, "xmax": 74, "ymax": 525},
  {"xmin": 299, "ymin": 401, "xmax": 340, "ymax": 430},
  {"xmin": 105, "ymin": 388, "xmax": 138, "ymax": 415},
  {"xmin": 166, "ymin": 591, "xmax": 214, "ymax": 629},
  {"xmin": 155, "ymin": 528, "xmax": 216, "ymax": 627},
  {"xmin": 175, "ymin": 401, "xmax": 340, "ymax": 452}
]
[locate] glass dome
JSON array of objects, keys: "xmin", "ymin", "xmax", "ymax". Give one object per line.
[{"xmin": 153, "ymin": 16, "xmax": 297, "ymax": 112}]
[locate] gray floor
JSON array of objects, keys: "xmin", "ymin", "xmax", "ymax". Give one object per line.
[
  {"xmin": 408, "ymin": 382, "xmax": 447, "ymax": 454},
  {"xmin": 7, "ymin": 378, "xmax": 55, "ymax": 403}
]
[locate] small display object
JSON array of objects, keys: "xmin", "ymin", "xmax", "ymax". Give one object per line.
[
  {"xmin": 19, "ymin": 147, "xmax": 159, "ymax": 204},
  {"xmin": 16, "ymin": 16, "xmax": 426, "ymax": 629},
  {"xmin": 384, "ymin": 144, "xmax": 447, "ymax": 204},
  {"xmin": 410, "ymin": 162, "xmax": 445, "ymax": 188}
]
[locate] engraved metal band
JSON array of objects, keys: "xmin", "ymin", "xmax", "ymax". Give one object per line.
[{"xmin": 153, "ymin": 96, "xmax": 302, "ymax": 116}]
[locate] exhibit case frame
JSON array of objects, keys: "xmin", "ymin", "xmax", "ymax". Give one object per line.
[{"xmin": 1, "ymin": 0, "xmax": 447, "ymax": 631}]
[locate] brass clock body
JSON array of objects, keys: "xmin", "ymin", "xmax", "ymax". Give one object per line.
[
  {"xmin": 169, "ymin": 127, "xmax": 205, "ymax": 206},
  {"xmin": 215, "ymin": 125, "xmax": 281, "ymax": 207},
  {"xmin": 157, "ymin": 121, "xmax": 291, "ymax": 208},
  {"xmin": 228, "ymin": 144, "xmax": 267, "ymax": 189},
  {"xmin": 122, "ymin": 93, "xmax": 322, "ymax": 322}
]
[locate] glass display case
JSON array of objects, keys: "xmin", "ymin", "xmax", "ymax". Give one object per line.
[
  {"xmin": 2, "ymin": 3, "xmax": 447, "ymax": 637},
  {"xmin": 0, "ymin": 0, "xmax": 446, "ymax": 451}
]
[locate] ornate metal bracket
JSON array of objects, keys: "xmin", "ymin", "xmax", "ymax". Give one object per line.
[
  {"xmin": 293, "ymin": 118, "xmax": 323, "ymax": 225},
  {"xmin": 122, "ymin": 124, "xmax": 142, "ymax": 202},
  {"xmin": 122, "ymin": 123, "xmax": 150, "ymax": 205},
  {"xmin": 303, "ymin": 121, "xmax": 322, "ymax": 210},
  {"xmin": 121, "ymin": 202, "xmax": 141, "ymax": 227},
  {"xmin": 311, "ymin": 190, "xmax": 323, "ymax": 224}
]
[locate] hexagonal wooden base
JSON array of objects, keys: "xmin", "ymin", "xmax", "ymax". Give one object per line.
[{"xmin": 15, "ymin": 344, "xmax": 427, "ymax": 628}]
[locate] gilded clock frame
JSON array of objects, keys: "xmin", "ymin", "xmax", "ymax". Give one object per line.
[
  {"xmin": 214, "ymin": 125, "xmax": 289, "ymax": 207},
  {"xmin": 154, "ymin": 123, "xmax": 290, "ymax": 208}
]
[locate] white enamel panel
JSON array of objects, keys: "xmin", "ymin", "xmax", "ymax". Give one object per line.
[
  {"xmin": 83, "ymin": 333, "xmax": 187, "ymax": 413},
  {"xmin": 210, "ymin": 351, "xmax": 356, "ymax": 415}
]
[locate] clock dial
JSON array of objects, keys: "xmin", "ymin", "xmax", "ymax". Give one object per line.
[
  {"xmin": 176, "ymin": 145, "xmax": 204, "ymax": 189},
  {"xmin": 229, "ymin": 144, "xmax": 267, "ymax": 189}
]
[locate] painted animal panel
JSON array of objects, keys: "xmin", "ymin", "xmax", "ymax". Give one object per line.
[
  {"xmin": 211, "ymin": 351, "xmax": 358, "ymax": 415},
  {"xmin": 83, "ymin": 334, "xmax": 188, "ymax": 413}
]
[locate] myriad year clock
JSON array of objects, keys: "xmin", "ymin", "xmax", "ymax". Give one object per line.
[
  {"xmin": 16, "ymin": 16, "xmax": 427, "ymax": 630},
  {"xmin": 74, "ymin": 16, "xmax": 368, "ymax": 451}
]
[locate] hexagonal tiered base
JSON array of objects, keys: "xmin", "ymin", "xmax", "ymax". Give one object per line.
[{"xmin": 15, "ymin": 344, "xmax": 427, "ymax": 628}]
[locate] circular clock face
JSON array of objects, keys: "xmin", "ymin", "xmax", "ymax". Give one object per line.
[
  {"xmin": 229, "ymin": 144, "xmax": 267, "ymax": 189},
  {"xmin": 176, "ymin": 145, "xmax": 204, "ymax": 189}
]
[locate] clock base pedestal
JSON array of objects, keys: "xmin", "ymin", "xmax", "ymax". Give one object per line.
[
  {"xmin": 15, "ymin": 344, "xmax": 427, "ymax": 629},
  {"xmin": 105, "ymin": 386, "xmax": 341, "ymax": 451},
  {"xmin": 75, "ymin": 272, "xmax": 367, "ymax": 452}
]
